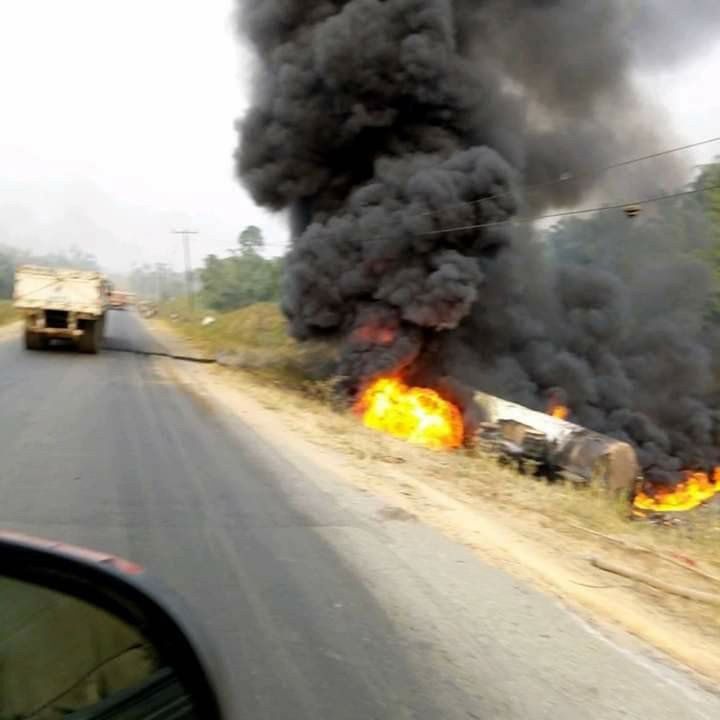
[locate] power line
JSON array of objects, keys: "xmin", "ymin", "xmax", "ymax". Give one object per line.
[
  {"xmin": 280, "ymin": 182, "xmax": 720, "ymax": 252},
  {"xmin": 278, "ymin": 181, "xmax": 719, "ymax": 254},
  {"xmin": 420, "ymin": 134, "xmax": 720, "ymax": 217},
  {"xmin": 268, "ymin": 137, "xmax": 720, "ymax": 251},
  {"xmin": 421, "ymin": 182, "xmax": 720, "ymax": 237}
]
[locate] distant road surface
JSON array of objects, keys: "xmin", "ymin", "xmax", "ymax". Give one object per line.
[{"xmin": 1, "ymin": 310, "xmax": 719, "ymax": 719}]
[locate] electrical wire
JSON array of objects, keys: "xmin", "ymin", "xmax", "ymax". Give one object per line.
[
  {"xmin": 419, "ymin": 134, "xmax": 720, "ymax": 217},
  {"xmin": 420, "ymin": 181, "xmax": 720, "ymax": 237},
  {"xmin": 200, "ymin": 135, "xmax": 720, "ymax": 255}
]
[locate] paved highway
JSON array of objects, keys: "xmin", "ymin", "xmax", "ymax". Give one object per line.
[{"xmin": 1, "ymin": 311, "xmax": 719, "ymax": 719}]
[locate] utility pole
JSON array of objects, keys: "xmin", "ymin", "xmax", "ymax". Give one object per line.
[{"xmin": 172, "ymin": 230, "xmax": 199, "ymax": 312}]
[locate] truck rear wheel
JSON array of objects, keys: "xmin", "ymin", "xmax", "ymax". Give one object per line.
[
  {"xmin": 25, "ymin": 330, "xmax": 47, "ymax": 351},
  {"xmin": 78, "ymin": 320, "xmax": 100, "ymax": 354}
]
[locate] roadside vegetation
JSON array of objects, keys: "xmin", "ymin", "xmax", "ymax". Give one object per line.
[
  {"xmin": 0, "ymin": 300, "xmax": 18, "ymax": 327},
  {"xmin": 148, "ymin": 213, "xmax": 720, "ymax": 675},
  {"xmin": 157, "ymin": 299, "xmax": 337, "ymax": 400},
  {"xmin": 155, "ymin": 293, "xmax": 720, "ymax": 558},
  {"xmin": 147, "ymin": 226, "xmax": 336, "ymax": 397},
  {"xmin": 152, "ymin": 312, "xmax": 720, "ymax": 681}
]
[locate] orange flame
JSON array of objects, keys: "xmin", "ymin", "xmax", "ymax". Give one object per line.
[
  {"xmin": 633, "ymin": 468, "xmax": 720, "ymax": 513},
  {"xmin": 550, "ymin": 404, "xmax": 570, "ymax": 420},
  {"xmin": 355, "ymin": 377, "xmax": 464, "ymax": 450}
]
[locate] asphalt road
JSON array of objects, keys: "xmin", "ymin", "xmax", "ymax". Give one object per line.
[{"xmin": 1, "ymin": 311, "xmax": 719, "ymax": 719}]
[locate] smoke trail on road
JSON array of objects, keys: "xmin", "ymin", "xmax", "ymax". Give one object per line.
[{"xmin": 234, "ymin": 1, "xmax": 720, "ymax": 482}]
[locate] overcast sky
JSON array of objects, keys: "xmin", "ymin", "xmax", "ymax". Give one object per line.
[{"xmin": 0, "ymin": 1, "xmax": 719, "ymax": 273}]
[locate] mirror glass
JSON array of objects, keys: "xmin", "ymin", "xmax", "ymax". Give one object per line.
[{"xmin": 0, "ymin": 576, "xmax": 196, "ymax": 719}]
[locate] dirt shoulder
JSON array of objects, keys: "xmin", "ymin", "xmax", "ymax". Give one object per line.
[
  {"xmin": 0, "ymin": 299, "xmax": 19, "ymax": 333},
  {"xmin": 0, "ymin": 320, "xmax": 21, "ymax": 340},
  {"xmin": 148, "ymin": 317, "xmax": 720, "ymax": 687}
]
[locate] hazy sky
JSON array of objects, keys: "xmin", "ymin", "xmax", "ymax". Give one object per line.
[
  {"xmin": 0, "ymin": 0, "xmax": 288, "ymax": 272},
  {"xmin": 0, "ymin": 1, "xmax": 719, "ymax": 272}
]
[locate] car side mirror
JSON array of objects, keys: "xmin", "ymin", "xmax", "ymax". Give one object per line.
[{"xmin": 0, "ymin": 532, "xmax": 223, "ymax": 719}]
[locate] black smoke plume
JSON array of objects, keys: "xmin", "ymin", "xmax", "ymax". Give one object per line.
[{"xmin": 235, "ymin": 1, "xmax": 720, "ymax": 484}]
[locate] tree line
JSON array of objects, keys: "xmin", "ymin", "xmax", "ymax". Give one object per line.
[
  {"xmin": 5, "ymin": 161, "xmax": 720, "ymax": 318},
  {"xmin": 199, "ymin": 165, "xmax": 720, "ymax": 318},
  {"xmin": 199, "ymin": 226, "xmax": 282, "ymax": 312},
  {"xmin": 546, "ymin": 160, "xmax": 720, "ymax": 321},
  {"xmin": 122, "ymin": 226, "xmax": 283, "ymax": 312}
]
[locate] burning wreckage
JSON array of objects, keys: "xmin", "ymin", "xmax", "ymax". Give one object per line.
[
  {"xmin": 473, "ymin": 392, "xmax": 639, "ymax": 495},
  {"xmin": 355, "ymin": 380, "xmax": 720, "ymax": 516},
  {"xmin": 353, "ymin": 374, "xmax": 637, "ymax": 491},
  {"xmin": 235, "ymin": 1, "xmax": 720, "ymax": 519},
  {"xmin": 353, "ymin": 375, "xmax": 639, "ymax": 492}
]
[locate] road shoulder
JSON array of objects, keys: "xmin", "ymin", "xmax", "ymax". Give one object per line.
[
  {"xmin": 146, "ymin": 317, "xmax": 720, "ymax": 689},
  {"xmin": 0, "ymin": 320, "xmax": 21, "ymax": 341}
]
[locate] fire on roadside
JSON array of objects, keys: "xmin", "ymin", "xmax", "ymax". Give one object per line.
[
  {"xmin": 542, "ymin": 393, "xmax": 718, "ymax": 514},
  {"xmin": 355, "ymin": 377, "xmax": 464, "ymax": 450},
  {"xmin": 355, "ymin": 378, "xmax": 718, "ymax": 514},
  {"xmin": 633, "ymin": 468, "xmax": 720, "ymax": 513},
  {"xmin": 549, "ymin": 403, "xmax": 570, "ymax": 420}
]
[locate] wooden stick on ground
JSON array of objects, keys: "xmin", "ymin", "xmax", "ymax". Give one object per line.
[
  {"xmin": 590, "ymin": 557, "xmax": 720, "ymax": 606},
  {"xmin": 570, "ymin": 523, "xmax": 720, "ymax": 585}
]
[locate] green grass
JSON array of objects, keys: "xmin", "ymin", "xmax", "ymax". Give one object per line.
[
  {"xmin": 0, "ymin": 300, "xmax": 18, "ymax": 326},
  {"xmin": 208, "ymin": 304, "xmax": 293, "ymax": 349},
  {"xmin": 157, "ymin": 300, "xmax": 338, "ymax": 392},
  {"xmin": 159, "ymin": 299, "xmax": 294, "ymax": 352}
]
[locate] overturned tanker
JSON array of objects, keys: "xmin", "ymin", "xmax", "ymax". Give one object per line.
[{"xmin": 474, "ymin": 392, "xmax": 640, "ymax": 495}]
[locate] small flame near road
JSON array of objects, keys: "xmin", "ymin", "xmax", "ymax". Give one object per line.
[
  {"xmin": 355, "ymin": 377, "xmax": 464, "ymax": 450},
  {"xmin": 633, "ymin": 468, "xmax": 720, "ymax": 513},
  {"xmin": 550, "ymin": 403, "xmax": 570, "ymax": 420},
  {"xmin": 545, "ymin": 393, "xmax": 719, "ymax": 514}
]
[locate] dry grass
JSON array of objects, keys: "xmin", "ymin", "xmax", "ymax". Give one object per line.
[
  {"xmin": 210, "ymin": 369, "xmax": 720, "ymax": 667},
  {"xmin": 430, "ymin": 447, "xmax": 720, "ymax": 573},
  {"xmin": 158, "ymin": 300, "xmax": 720, "ymax": 568},
  {"xmin": 158, "ymin": 302, "xmax": 720, "ymax": 640},
  {"xmin": 159, "ymin": 300, "xmax": 291, "ymax": 350},
  {"xmin": 158, "ymin": 301, "xmax": 338, "ymax": 394},
  {"xmin": 0, "ymin": 300, "xmax": 17, "ymax": 327},
  {"xmin": 153, "ymin": 308, "xmax": 720, "ymax": 677}
]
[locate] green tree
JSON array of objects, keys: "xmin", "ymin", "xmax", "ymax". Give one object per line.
[
  {"xmin": 546, "ymin": 172, "xmax": 715, "ymax": 290},
  {"xmin": 692, "ymin": 161, "xmax": 720, "ymax": 317},
  {"xmin": 238, "ymin": 225, "xmax": 264, "ymax": 256},
  {"xmin": 200, "ymin": 231, "xmax": 283, "ymax": 312}
]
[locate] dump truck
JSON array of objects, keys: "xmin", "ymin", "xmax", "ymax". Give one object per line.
[
  {"xmin": 108, "ymin": 290, "xmax": 136, "ymax": 310},
  {"xmin": 13, "ymin": 265, "xmax": 111, "ymax": 353}
]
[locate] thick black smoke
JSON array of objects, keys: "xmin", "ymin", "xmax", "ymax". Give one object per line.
[{"xmin": 235, "ymin": 1, "xmax": 720, "ymax": 484}]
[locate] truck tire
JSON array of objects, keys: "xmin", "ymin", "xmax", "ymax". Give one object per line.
[
  {"xmin": 25, "ymin": 330, "xmax": 46, "ymax": 351},
  {"xmin": 78, "ymin": 320, "xmax": 100, "ymax": 354}
]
